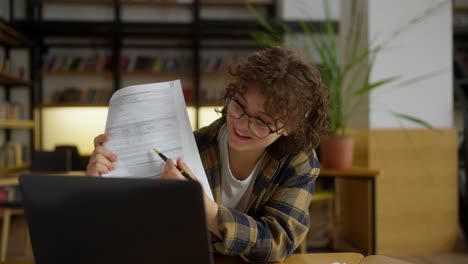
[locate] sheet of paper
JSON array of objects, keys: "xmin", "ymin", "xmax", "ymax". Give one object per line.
[{"xmin": 102, "ymin": 80, "xmax": 213, "ymax": 200}]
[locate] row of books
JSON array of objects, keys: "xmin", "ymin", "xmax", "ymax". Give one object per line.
[
  {"xmin": 47, "ymin": 87, "xmax": 113, "ymax": 104},
  {"xmin": 182, "ymin": 87, "xmax": 225, "ymax": 104},
  {"xmin": 42, "ymin": 54, "xmax": 111, "ymax": 73},
  {"xmin": 0, "ymin": 186, "xmax": 21, "ymax": 205},
  {"xmin": 41, "ymin": 53, "xmax": 238, "ymax": 73},
  {"xmin": 202, "ymin": 86, "xmax": 225, "ymax": 102},
  {"xmin": 120, "ymin": 54, "xmax": 191, "ymax": 73},
  {"xmin": 0, "ymin": 101, "xmax": 24, "ymax": 120},
  {"xmin": 0, "ymin": 58, "xmax": 26, "ymax": 79},
  {"xmin": 0, "ymin": 143, "xmax": 30, "ymax": 169},
  {"xmin": 42, "ymin": 86, "xmax": 226, "ymax": 105}
]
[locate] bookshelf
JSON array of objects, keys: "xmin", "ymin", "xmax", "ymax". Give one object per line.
[
  {"xmin": 10, "ymin": 0, "xmax": 274, "ymax": 155},
  {"xmin": 0, "ymin": 17, "xmax": 35, "ymax": 176},
  {"xmin": 40, "ymin": 0, "xmax": 270, "ymax": 6}
]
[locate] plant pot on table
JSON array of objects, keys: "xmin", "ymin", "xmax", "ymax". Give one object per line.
[{"xmin": 320, "ymin": 135, "xmax": 354, "ymax": 170}]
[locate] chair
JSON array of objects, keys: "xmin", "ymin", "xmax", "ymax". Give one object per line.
[
  {"xmin": 30, "ymin": 150, "xmax": 72, "ymax": 172},
  {"xmin": 300, "ymin": 191, "xmax": 337, "ymax": 253},
  {"xmin": 0, "ymin": 150, "xmax": 72, "ymax": 261},
  {"xmin": 0, "ymin": 185, "xmax": 25, "ymax": 262},
  {"xmin": 55, "ymin": 145, "xmax": 84, "ymax": 171}
]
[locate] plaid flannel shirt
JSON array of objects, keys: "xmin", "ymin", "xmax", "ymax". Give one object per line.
[{"xmin": 194, "ymin": 118, "xmax": 319, "ymax": 263}]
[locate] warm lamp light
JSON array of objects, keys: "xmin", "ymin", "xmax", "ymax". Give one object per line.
[
  {"xmin": 40, "ymin": 107, "xmax": 109, "ymax": 156},
  {"xmin": 199, "ymin": 106, "xmax": 222, "ymax": 128},
  {"xmin": 40, "ymin": 106, "xmax": 221, "ymax": 156}
]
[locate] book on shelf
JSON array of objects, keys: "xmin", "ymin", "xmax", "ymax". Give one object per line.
[
  {"xmin": 0, "ymin": 57, "xmax": 26, "ymax": 79},
  {"xmin": 134, "ymin": 55, "xmax": 154, "ymax": 72},
  {"xmin": 122, "ymin": 53, "xmax": 192, "ymax": 73},
  {"xmin": 0, "ymin": 142, "xmax": 29, "ymax": 169},
  {"xmin": 42, "ymin": 52, "xmax": 237, "ymax": 74},
  {"xmin": 43, "ymin": 54, "xmax": 111, "ymax": 72},
  {"xmin": 0, "ymin": 101, "xmax": 24, "ymax": 120},
  {"xmin": 49, "ymin": 87, "xmax": 112, "ymax": 104},
  {"xmin": 0, "ymin": 186, "xmax": 22, "ymax": 205}
]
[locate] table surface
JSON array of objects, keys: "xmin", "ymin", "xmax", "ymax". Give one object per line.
[
  {"xmin": 320, "ymin": 167, "xmax": 380, "ymax": 178},
  {"xmin": 0, "ymin": 253, "xmax": 366, "ymax": 264},
  {"xmin": 214, "ymin": 253, "xmax": 365, "ymax": 264},
  {"xmin": 359, "ymin": 255, "xmax": 412, "ymax": 264},
  {"xmin": 0, "ymin": 171, "xmax": 85, "ymax": 186}
]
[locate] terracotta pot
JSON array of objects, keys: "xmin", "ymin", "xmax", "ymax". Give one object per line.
[{"xmin": 320, "ymin": 135, "xmax": 354, "ymax": 170}]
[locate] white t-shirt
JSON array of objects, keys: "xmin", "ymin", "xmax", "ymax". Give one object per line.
[{"xmin": 218, "ymin": 124, "xmax": 265, "ymax": 212}]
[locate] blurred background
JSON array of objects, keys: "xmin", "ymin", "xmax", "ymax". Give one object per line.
[{"xmin": 0, "ymin": 0, "xmax": 467, "ymax": 263}]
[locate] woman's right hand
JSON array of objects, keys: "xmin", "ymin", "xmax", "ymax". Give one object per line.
[{"xmin": 86, "ymin": 134, "xmax": 118, "ymax": 176}]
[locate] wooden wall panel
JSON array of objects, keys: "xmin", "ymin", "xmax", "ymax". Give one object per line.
[
  {"xmin": 336, "ymin": 179, "xmax": 372, "ymax": 253},
  {"xmin": 336, "ymin": 129, "xmax": 371, "ymax": 253},
  {"xmin": 368, "ymin": 129, "xmax": 458, "ymax": 254}
]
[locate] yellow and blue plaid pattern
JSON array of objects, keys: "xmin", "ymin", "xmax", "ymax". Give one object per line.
[{"xmin": 195, "ymin": 118, "xmax": 320, "ymax": 262}]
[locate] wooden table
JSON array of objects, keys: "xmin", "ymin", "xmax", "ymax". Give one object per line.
[
  {"xmin": 320, "ymin": 167, "xmax": 380, "ymax": 255},
  {"xmin": 214, "ymin": 253, "xmax": 364, "ymax": 263},
  {"xmin": 0, "ymin": 254, "xmax": 414, "ymax": 264},
  {"xmin": 360, "ymin": 255, "xmax": 412, "ymax": 264},
  {"xmin": 0, "ymin": 253, "xmax": 365, "ymax": 264}
]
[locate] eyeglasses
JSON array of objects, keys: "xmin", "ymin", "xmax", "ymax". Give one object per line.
[{"xmin": 225, "ymin": 96, "xmax": 284, "ymax": 139}]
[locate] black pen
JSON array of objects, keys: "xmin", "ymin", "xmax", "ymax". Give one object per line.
[{"xmin": 153, "ymin": 148, "xmax": 194, "ymax": 181}]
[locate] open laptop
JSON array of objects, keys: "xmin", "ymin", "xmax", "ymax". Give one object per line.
[{"xmin": 19, "ymin": 175, "xmax": 213, "ymax": 264}]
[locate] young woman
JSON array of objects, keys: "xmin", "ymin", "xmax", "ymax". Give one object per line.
[{"xmin": 87, "ymin": 47, "xmax": 329, "ymax": 262}]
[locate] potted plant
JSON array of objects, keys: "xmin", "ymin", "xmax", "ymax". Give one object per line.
[{"xmin": 248, "ymin": 0, "xmax": 435, "ymax": 169}]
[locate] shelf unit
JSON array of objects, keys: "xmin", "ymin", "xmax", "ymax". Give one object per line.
[
  {"xmin": 0, "ymin": 17, "xmax": 35, "ymax": 176},
  {"xmin": 8, "ymin": 0, "xmax": 277, "ymax": 155}
]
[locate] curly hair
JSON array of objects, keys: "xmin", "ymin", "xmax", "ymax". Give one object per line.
[{"xmin": 223, "ymin": 46, "xmax": 329, "ymax": 155}]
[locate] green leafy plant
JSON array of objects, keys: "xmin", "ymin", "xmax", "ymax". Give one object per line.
[{"xmin": 248, "ymin": 0, "xmax": 440, "ymax": 136}]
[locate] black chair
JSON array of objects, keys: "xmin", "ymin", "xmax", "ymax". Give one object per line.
[
  {"xmin": 54, "ymin": 145, "xmax": 84, "ymax": 171},
  {"xmin": 30, "ymin": 150, "xmax": 71, "ymax": 172}
]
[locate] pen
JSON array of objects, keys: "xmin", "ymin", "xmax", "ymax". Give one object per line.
[{"xmin": 153, "ymin": 148, "xmax": 194, "ymax": 182}]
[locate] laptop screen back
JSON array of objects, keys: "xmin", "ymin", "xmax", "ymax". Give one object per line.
[{"xmin": 19, "ymin": 175, "xmax": 213, "ymax": 264}]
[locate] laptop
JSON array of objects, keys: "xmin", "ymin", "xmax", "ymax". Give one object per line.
[{"xmin": 19, "ymin": 175, "xmax": 213, "ymax": 264}]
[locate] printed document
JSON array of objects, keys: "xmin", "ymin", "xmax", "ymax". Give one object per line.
[{"xmin": 102, "ymin": 80, "xmax": 213, "ymax": 200}]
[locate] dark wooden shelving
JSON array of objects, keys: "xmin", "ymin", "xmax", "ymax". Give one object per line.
[
  {"xmin": 15, "ymin": 21, "xmax": 193, "ymax": 38},
  {"xmin": 18, "ymin": 0, "xmax": 278, "ymax": 132},
  {"xmin": 0, "ymin": 163, "xmax": 32, "ymax": 176},
  {"xmin": 41, "ymin": 0, "xmax": 114, "ymax": 4},
  {"xmin": 454, "ymin": 5, "xmax": 468, "ymax": 14},
  {"xmin": 122, "ymin": 71, "xmax": 192, "ymax": 77},
  {"xmin": 37, "ymin": 103, "xmax": 109, "ymax": 108},
  {"xmin": 0, "ymin": 7, "xmax": 35, "ymax": 177},
  {"xmin": 41, "ymin": 0, "xmax": 192, "ymax": 5},
  {"xmin": 42, "ymin": 70, "xmax": 113, "ymax": 77},
  {"xmin": 0, "ymin": 72, "xmax": 32, "ymax": 86},
  {"xmin": 40, "ymin": 0, "xmax": 272, "ymax": 6},
  {"xmin": 0, "ymin": 120, "xmax": 35, "ymax": 129},
  {"xmin": 0, "ymin": 19, "xmax": 31, "ymax": 46}
]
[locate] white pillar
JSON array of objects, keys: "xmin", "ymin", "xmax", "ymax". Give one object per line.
[{"xmin": 367, "ymin": 0, "xmax": 453, "ymax": 129}]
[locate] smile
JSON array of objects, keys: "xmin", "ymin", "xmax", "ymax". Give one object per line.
[{"xmin": 233, "ymin": 127, "xmax": 252, "ymax": 140}]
